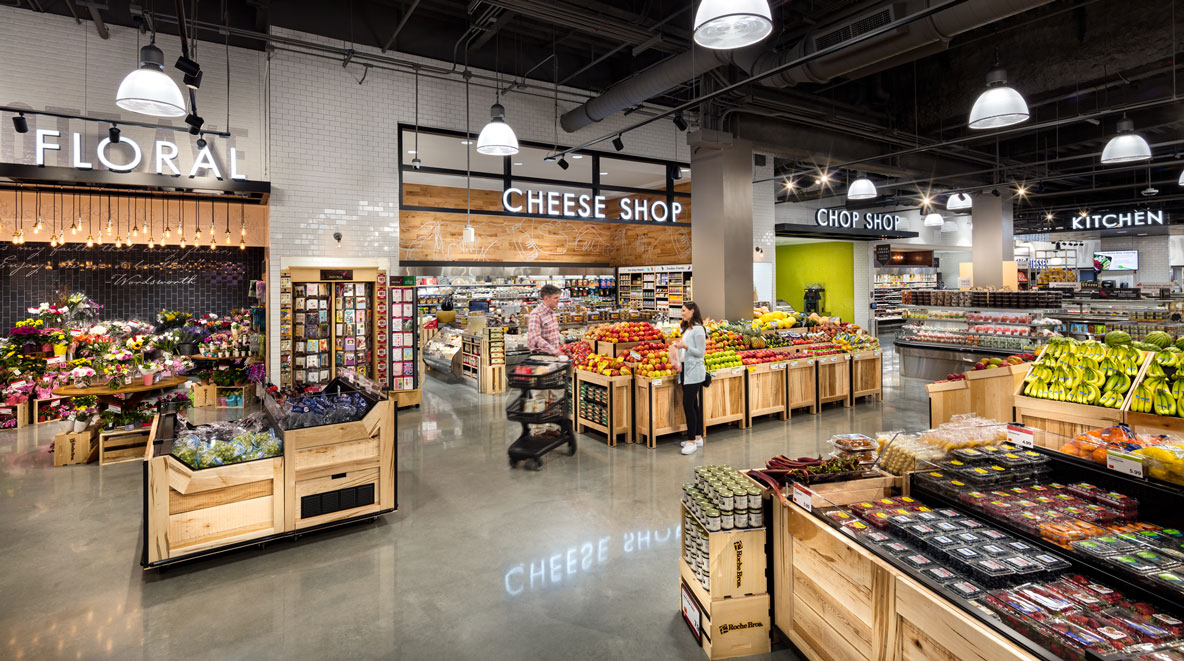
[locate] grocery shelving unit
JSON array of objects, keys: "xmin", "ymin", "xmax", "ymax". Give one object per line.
[
  {"xmin": 618, "ymin": 264, "xmax": 692, "ymax": 317},
  {"xmin": 1056, "ymin": 298, "xmax": 1184, "ymax": 342},
  {"xmin": 873, "ymin": 269, "xmax": 938, "ymax": 326}
]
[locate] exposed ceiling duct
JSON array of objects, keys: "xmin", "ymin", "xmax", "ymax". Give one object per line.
[{"xmin": 559, "ymin": 0, "xmax": 1055, "ymax": 133}]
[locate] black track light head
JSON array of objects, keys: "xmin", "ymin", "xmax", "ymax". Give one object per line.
[
  {"xmin": 12, "ymin": 113, "xmax": 28, "ymax": 134},
  {"xmin": 557, "ymin": 157, "xmax": 569, "ymax": 171},
  {"xmin": 185, "ymin": 113, "xmax": 205, "ymax": 133},
  {"xmin": 669, "ymin": 164, "xmax": 683, "ymax": 181},
  {"xmin": 109, "ymin": 125, "xmax": 120, "ymax": 144},
  {"xmin": 175, "ymin": 55, "xmax": 201, "ymax": 76},
  {"xmin": 672, "ymin": 112, "xmax": 688, "ymax": 132},
  {"xmin": 612, "ymin": 135, "xmax": 624, "ymax": 151},
  {"xmin": 196, "ymin": 135, "xmax": 207, "ymax": 150},
  {"xmin": 184, "ymin": 70, "xmax": 203, "ymax": 89}
]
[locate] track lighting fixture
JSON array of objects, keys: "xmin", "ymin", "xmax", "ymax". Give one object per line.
[
  {"xmin": 176, "ymin": 55, "xmax": 203, "ymax": 89},
  {"xmin": 116, "ymin": 39, "xmax": 186, "ymax": 117},
  {"xmin": 109, "ymin": 124, "xmax": 121, "ymax": 144},
  {"xmin": 476, "ymin": 103, "xmax": 519, "ymax": 156},
  {"xmin": 557, "ymin": 157, "xmax": 569, "ymax": 171},
  {"xmin": 670, "ymin": 164, "xmax": 683, "ymax": 181},
  {"xmin": 612, "ymin": 135, "xmax": 624, "ymax": 152},
  {"xmin": 196, "ymin": 135, "xmax": 207, "ymax": 150},
  {"xmin": 12, "ymin": 113, "xmax": 28, "ymax": 134},
  {"xmin": 185, "ymin": 113, "xmax": 205, "ymax": 134},
  {"xmin": 672, "ymin": 112, "xmax": 689, "ymax": 132}
]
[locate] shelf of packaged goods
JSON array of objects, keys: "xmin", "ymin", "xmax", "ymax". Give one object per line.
[
  {"xmin": 900, "ymin": 305, "xmax": 1064, "ymax": 314},
  {"xmin": 874, "ymin": 316, "xmax": 904, "ymax": 322},
  {"xmin": 903, "ymin": 319, "xmax": 1040, "ymax": 328},
  {"xmin": 893, "ymin": 338, "xmax": 1038, "ymax": 354}
]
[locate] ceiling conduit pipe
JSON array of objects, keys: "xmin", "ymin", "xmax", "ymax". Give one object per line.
[{"xmin": 560, "ymin": 0, "xmax": 1054, "ymax": 133}]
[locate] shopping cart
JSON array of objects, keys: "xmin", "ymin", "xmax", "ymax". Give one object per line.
[{"xmin": 506, "ymin": 357, "xmax": 576, "ymax": 471}]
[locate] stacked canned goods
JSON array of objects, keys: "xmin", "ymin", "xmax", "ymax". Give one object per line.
[
  {"xmin": 681, "ymin": 465, "xmax": 764, "ymax": 533},
  {"xmin": 683, "ymin": 516, "xmax": 711, "ymax": 592}
]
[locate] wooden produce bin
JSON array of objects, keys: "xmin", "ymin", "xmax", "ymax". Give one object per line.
[
  {"xmin": 745, "ymin": 362, "xmax": 788, "ymax": 426},
  {"xmin": 1012, "ymin": 355, "xmax": 1143, "ymax": 449},
  {"xmin": 100, "ymin": 427, "xmax": 152, "ymax": 465},
  {"xmin": 283, "ymin": 397, "xmax": 396, "ymax": 531},
  {"xmin": 33, "ymin": 397, "xmax": 66, "ymax": 424},
  {"xmin": 634, "ymin": 374, "xmax": 686, "ymax": 448},
  {"xmin": 815, "ymin": 354, "xmax": 851, "ymax": 409},
  {"xmin": 848, "ymin": 351, "xmax": 882, "ymax": 404},
  {"xmin": 0, "ymin": 402, "xmax": 29, "ymax": 429},
  {"xmin": 192, "ymin": 383, "xmax": 218, "ymax": 408},
  {"xmin": 768, "ymin": 483, "xmax": 1041, "ymax": 661},
  {"xmin": 575, "ymin": 370, "xmax": 633, "ymax": 446},
  {"xmin": 390, "ymin": 388, "xmax": 422, "ymax": 409},
  {"xmin": 53, "ymin": 424, "xmax": 100, "ymax": 466},
  {"xmin": 596, "ymin": 340, "xmax": 641, "ymax": 358},
  {"xmin": 143, "ymin": 385, "xmax": 397, "ymax": 568},
  {"xmin": 680, "ymin": 503, "xmax": 770, "ymax": 659},
  {"xmin": 786, "ymin": 357, "xmax": 817, "ymax": 416},
  {"xmin": 926, "ymin": 379, "xmax": 970, "ymax": 428},
  {"xmin": 965, "ymin": 365, "xmax": 1019, "ymax": 424},
  {"xmin": 214, "ymin": 384, "xmax": 255, "ymax": 409},
  {"xmin": 703, "ymin": 368, "xmax": 748, "ymax": 433}
]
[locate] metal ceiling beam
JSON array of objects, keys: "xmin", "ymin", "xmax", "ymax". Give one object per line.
[
  {"xmin": 381, "ymin": 0, "xmax": 422, "ymax": 53},
  {"xmin": 76, "ymin": 0, "xmax": 109, "ymax": 38},
  {"xmin": 468, "ymin": 8, "xmax": 514, "ymax": 52}
]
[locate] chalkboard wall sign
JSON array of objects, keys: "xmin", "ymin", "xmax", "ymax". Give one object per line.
[{"xmin": 0, "ymin": 244, "xmax": 264, "ymax": 329}]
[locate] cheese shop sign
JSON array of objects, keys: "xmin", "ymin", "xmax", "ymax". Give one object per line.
[{"xmin": 502, "ymin": 187, "xmax": 684, "ymax": 222}]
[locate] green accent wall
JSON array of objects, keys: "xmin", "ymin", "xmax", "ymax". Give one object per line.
[{"xmin": 776, "ymin": 242, "xmax": 855, "ymax": 321}]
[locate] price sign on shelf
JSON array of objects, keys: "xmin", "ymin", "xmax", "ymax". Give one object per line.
[
  {"xmin": 652, "ymin": 378, "xmax": 663, "ymax": 386},
  {"xmin": 792, "ymin": 483, "xmax": 814, "ymax": 512},
  {"xmin": 1107, "ymin": 450, "xmax": 1145, "ymax": 479},
  {"xmin": 732, "ymin": 367, "xmax": 744, "ymax": 376},
  {"xmin": 772, "ymin": 362, "xmax": 786, "ymax": 371},
  {"xmin": 1006, "ymin": 424, "xmax": 1035, "ymax": 448},
  {"xmin": 748, "ymin": 366, "xmax": 757, "ymax": 373}
]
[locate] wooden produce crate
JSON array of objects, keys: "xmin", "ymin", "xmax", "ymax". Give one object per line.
[
  {"xmin": 480, "ymin": 364, "xmax": 506, "ymax": 394},
  {"xmin": 815, "ymin": 354, "xmax": 851, "ymax": 409},
  {"xmin": 0, "ymin": 402, "xmax": 29, "ymax": 429},
  {"xmin": 745, "ymin": 362, "xmax": 788, "ymax": 426},
  {"xmin": 703, "ymin": 368, "xmax": 748, "ymax": 433},
  {"xmin": 679, "ymin": 565, "xmax": 771, "ymax": 660},
  {"xmin": 145, "ymin": 430, "xmax": 285, "ymax": 564},
  {"xmin": 786, "ymin": 357, "xmax": 817, "ymax": 416},
  {"xmin": 796, "ymin": 472, "xmax": 901, "ymax": 509},
  {"xmin": 33, "ymin": 397, "xmax": 67, "ymax": 424},
  {"xmin": 848, "ymin": 351, "xmax": 882, "ymax": 404},
  {"xmin": 100, "ymin": 427, "xmax": 152, "ymax": 465},
  {"xmin": 682, "ymin": 504, "xmax": 767, "ymax": 599},
  {"xmin": 283, "ymin": 398, "xmax": 396, "ymax": 531},
  {"xmin": 215, "ymin": 384, "xmax": 255, "ymax": 409},
  {"xmin": 926, "ymin": 379, "xmax": 970, "ymax": 428},
  {"xmin": 634, "ymin": 374, "xmax": 686, "ymax": 448},
  {"xmin": 596, "ymin": 340, "xmax": 641, "ymax": 358},
  {"xmin": 53, "ymin": 423, "xmax": 100, "ymax": 466},
  {"xmin": 1012, "ymin": 355, "xmax": 1144, "ymax": 449},
  {"xmin": 965, "ymin": 365, "xmax": 1020, "ymax": 424},
  {"xmin": 191, "ymin": 383, "xmax": 218, "ymax": 408},
  {"xmin": 575, "ymin": 370, "xmax": 633, "ymax": 446}
]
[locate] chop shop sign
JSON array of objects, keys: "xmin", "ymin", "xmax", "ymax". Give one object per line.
[{"xmin": 815, "ymin": 208, "xmax": 902, "ymax": 231}]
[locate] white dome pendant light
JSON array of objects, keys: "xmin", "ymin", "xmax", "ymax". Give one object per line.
[
  {"xmin": 946, "ymin": 193, "xmax": 972, "ymax": 211},
  {"xmin": 116, "ymin": 39, "xmax": 187, "ymax": 117},
  {"xmin": 476, "ymin": 102, "xmax": 519, "ymax": 156},
  {"xmin": 969, "ymin": 52, "xmax": 1029, "ymax": 130},
  {"xmin": 940, "ymin": 219, "xmax": 957, "ymax": 233},
  {"xmin": 477, "ymin": 37, "xmax": 519, "ymax": 156},
  {"xmin": 847, "ymin": 176, "xmax": 877, "ymax": 201},
  {"xmin": 1100, "ymin": 115, "xmax": 1152, "ymax": 164},
  {"xmin": 924, "ymin": 213, "xmax": 945, "ymax": 227},
  {"xmin": 1177, "ymin": 169, "xmax": 1184, "ymax": 186},
  {"xmin": 694, "ymin": 0, "xmax": 773, "ymax": 50}
]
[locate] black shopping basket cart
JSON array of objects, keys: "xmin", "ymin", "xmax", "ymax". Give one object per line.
[{"xmin": 506, "ymin": 357, "xmax": 576, "ymax": 471}]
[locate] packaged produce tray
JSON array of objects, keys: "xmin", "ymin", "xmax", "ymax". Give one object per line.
[{"xmin": 507, "ymin": 359, "xmax": 570, "ymax": 390}]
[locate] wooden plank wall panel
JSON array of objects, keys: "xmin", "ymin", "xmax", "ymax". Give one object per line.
[
  {"xmin": 399, "ymin": 211, "xmax": 691, "ymax": 265},
  {"xmin": 399, "ymin": 183, "xmax": 691, "ymax": 265}
]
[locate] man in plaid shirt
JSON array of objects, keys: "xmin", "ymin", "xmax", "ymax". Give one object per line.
[{"xmin": 527, "ymin": 284, "xmax": 563, "ymax": 357}]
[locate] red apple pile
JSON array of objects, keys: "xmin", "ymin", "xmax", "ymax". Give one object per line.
[
  {"xmin": 586, "ymin": 322, "xmax": 664, "ymax": 344},
  {"xmin": 738, "ymin": 349, "xmax": 788, "ymax": 365},
  {"xmin": 560, "ymin": 341, "xmax": 593, "ymax": 364},
  {"xmin": 807, "ymin": 343, "xmax": 843, "ymax": 356}
]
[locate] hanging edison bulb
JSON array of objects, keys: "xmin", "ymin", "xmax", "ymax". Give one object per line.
[
  {"xmin": 239, "ymin": 236, "xmax": 246, "ymax": 250},
  {"xmin": 209, "ymin": 236, "xmax": 216, "ymax": 250},
  {"xmin": 106, "ymin": 216, "xmax": 113, "ymax": 235},
  {"xmin": 85, "ymin": 234, "xmax": 94, "ymax": 248},
  {"xmin": 71, "ymin": 216, "xmax": 79, "ymax": 235},
  {"xmin": 195, "ymin": 224, "xmax": 202, "ymax": 240},
  {"xmin": 34, "ymin": 217, "xmax": 42, "ymax": 234},
  {"xmin": 224, "ymin": 229, "xmax": 231, "ymax": 245},
  {"xmin": 18, "ymin": 230, "xmax": 25, "ymax": 245},
  {"xmin": 147, "ymin": 235, "xmax": 155, "ymax": 249},
  {"xmin": 180, "ymin": 235, "xmax": 187, "ymax": 249},
  {"xmin": 96, "ymin": 232, "xmax": 103, "ymax": 245},
  {"xmin": 49, "ymin": 234, "xmax": 57, "ymax": 247},
  {"xmin": 11, "ymin": 229, "xmax": 18, "ymax": 245},
  {"xmin": 115, "ymin": 234, "xmax": 123, "ymax": 248}
]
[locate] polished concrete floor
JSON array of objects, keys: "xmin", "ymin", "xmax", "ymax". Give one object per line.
[{"xmin": 0, "ymin": 351, "xmax": 931, "ymax": 660}]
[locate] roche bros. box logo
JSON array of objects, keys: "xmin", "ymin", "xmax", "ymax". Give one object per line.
[{"xmin": 718, "ymin": 621, "xmax": 765, "ymax": 636}]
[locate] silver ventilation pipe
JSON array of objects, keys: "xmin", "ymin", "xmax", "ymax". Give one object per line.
[{"xmin": 560, "ymin": 0, "xmax": 1054, "ymax": 133}]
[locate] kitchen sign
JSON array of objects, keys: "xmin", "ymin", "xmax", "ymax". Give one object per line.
[
  {"xmin": 1071, "ymin": 209, "xmax": 1166, "ymax": 231},
  {"xmin": 31, "ymin": 129, "xmax": 247, "ymax": 180},
  {"xmin": 815, "ymin": 208, "xmax": 902, "ymax": 231},
  {"xmin": 502, "ymin": 187, "xmax": 684, "ymax": 222}
]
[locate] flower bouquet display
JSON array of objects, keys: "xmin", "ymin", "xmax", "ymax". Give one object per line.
[
  {"xmin": 10, "ymin": 319, "xmax": 46, "ymax": 354},
  {"xmin": 155, "ymin": 309, "xmax": 192, "ymax": 332},
  {"xmin": 68, "ymin": 395, "xmax": 98, "ymax": 431}
]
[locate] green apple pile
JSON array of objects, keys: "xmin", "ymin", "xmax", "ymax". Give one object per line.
[
  {"xmin": 704, "ymin": 350, "xmax": 742, "ymax": 371},
  {"xmin": 1022, "ymin": 337, "xmax": 1140, "ymax": 407}
]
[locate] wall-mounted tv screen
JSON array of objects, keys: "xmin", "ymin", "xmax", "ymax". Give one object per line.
[{"xmin": 1093, "ymin": 250, "xmax": 1139, "ymax": 272}]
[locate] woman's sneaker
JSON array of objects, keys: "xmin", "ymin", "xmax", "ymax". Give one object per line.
[{"xmin": 681, "ymin": 442, "xmax": 699, "ymax": 455}]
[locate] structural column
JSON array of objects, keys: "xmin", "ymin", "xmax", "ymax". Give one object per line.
[
  {"xmin": 691, "ymin": 137, "xmax": 755, "ymax": 321},
  {"xmin": 970, "ymin": 190, "xmax": 1015, "ymax": 288}
]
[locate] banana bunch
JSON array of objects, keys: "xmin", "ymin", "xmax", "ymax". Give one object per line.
[
  {"xmin": 1130, "ymin": 377, "xmax": 1184, "ymax": 417},
  {"xmin": 1021, "ymin": 337, "xmax": 1147, "ymax": 409}
]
